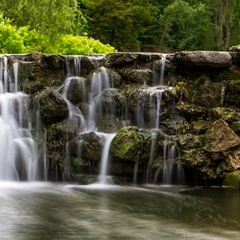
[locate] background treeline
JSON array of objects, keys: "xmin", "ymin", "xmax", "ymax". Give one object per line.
[{"xmin": 1, "ymin": 0, "xmax": 240, "ymax": 54}]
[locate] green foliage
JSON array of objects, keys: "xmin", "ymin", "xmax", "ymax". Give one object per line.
[
  {"xmin": 1, "ymin": 0, "xmax": 240, "ymax": 53},
  {"xmin": 0, "ymin": 13, "xmax": 25, "ymax": 53},
  {"xmin": 159, "ymin": 0, "xmax": 214, "ymax": 50},
  {"xmin": 85, "ymin": 0, "xmax": 159, "ymax": 51},
  {"xmin": 223, "ymin": 172, "xmax": 240, "ymax": 188},
  {"xmin": 59, "ymin": 35, "xmax": 117, "ymax": 55},
  {"xmin": 0, "ymin": 12, "xmax": 116, "ymax": 54}
]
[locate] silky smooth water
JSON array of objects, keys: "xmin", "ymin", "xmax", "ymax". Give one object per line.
[{"xmin": 0, "ymin": 183, "xmax": 239, "ymax": 240}]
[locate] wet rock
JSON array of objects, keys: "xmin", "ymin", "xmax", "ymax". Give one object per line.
[
  {"xmin": 119, "ymin": 68, "xmax": 153, "ymax": 85},
  {"xmin": 68, "ymin": 132, "xmax": 103, "ymax": 161},
  {"xmin": 19, "ymin": 54, "xmax": 65, "ymax": 93},
  {"xmin": 70, "ymin": 159, "xmax": 91, "ymax": 174},
  {"xmin": 204, "ymin": 119, "xmax": 240, "ymax": 152},
  {"xmin": 97, "ymin": 115, "xmax": 124, "ymax": 133},
  {"xmin": 81, "ymin": 56, "xmax": 104, "ymax": 77},
  {"xmin": 98, "ymin": 88, "xmax": 125, "ymax": 116},
  {"xmin": 110, "ymin": 126, "xmax": 151, "ymax": 162},
  {"xmin": 38, "ymin": 88, "xmax": 69, "ymax": 124},
  {"xmin": 64, "ymin": 77, "xmax": 87, "ymax": 105},
  {"xmin": 47, "ymin": 118, "xmax": 79, "ymax": 143},
  {"xmin": 104, "ymin": 53, "xmax": 138, "ymax": 68}
]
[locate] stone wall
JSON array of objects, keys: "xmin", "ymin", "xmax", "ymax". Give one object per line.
[{"xmin": 7, "ymin": 50, "xmax": 240, "ymax": 186}]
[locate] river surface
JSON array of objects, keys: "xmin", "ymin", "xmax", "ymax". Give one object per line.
[{"xmin": 0, "ymin": 182, "xmax": 239, "ymax": 240}]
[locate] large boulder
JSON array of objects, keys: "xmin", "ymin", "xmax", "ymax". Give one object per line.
[
  {"xmin": 110, "ymin": 126, "xmax": 151, "ymax": 162},
  {"xmin": 38, "ymin": 88, "xmax": 69, "ymax": 124},
  {"xmin": 204, "ymin": 119, "xmax": 240, "ymax": 152},
  {"xmin": 63, "ymin": 77, "xmax": 87, "ymax": 105},
  {"xmin": 175, "ymin": 51, "xmax": 232, "ymax": 68}
]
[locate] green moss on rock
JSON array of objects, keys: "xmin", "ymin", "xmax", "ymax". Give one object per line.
[{"xmin": 223, "ymin": 171, "xmax": 240, "ymax": 188}]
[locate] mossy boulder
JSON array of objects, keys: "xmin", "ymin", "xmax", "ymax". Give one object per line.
[
  {"xmin": 110, "ymin": 126, "xmax": 151, "ymax": 162},
  {"xmin": 38, "ymin": 88, "xmax": 69, "ymax": 124}
]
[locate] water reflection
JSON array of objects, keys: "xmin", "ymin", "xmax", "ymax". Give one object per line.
[{"xmin": 0, "ymin": 182, "xmax": 239, "ymax": 240}]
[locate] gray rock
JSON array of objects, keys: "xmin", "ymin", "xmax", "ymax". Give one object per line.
[
  {"xmin": 175, "ymin": 51, "xmax": 232, "ymax": 68},
  {"xmin": 38, "ymin": 88, "xmax": 69, "ymax": 124}
]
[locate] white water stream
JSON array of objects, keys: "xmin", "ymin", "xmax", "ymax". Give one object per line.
[{"xmin": 0, "ymin": 57, "xmax": 43, "ymax": 181}]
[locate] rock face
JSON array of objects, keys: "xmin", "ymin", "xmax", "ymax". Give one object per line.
[{"xmin": 5, "ymin": 49, "xmax": 240, "ymax": 185}]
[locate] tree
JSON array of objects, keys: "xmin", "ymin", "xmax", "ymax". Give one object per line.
[
  {"xmin": 158, "ymin": 0, "xmax": 214, "ymax": 51},
  {"xmin": 210, "ymin": 0, "xmax": 240, "ymax": 50},
  {"xmin": 0, "ymin": 0, "xmax": 87, "ymax": 51},
  {"xmin": 85, "ymin": 0, "xmax": 159, "ymax": 51}
]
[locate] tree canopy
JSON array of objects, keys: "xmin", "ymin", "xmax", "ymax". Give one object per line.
[{"xmin": 1, "ymin": 0, "xmax": 240, "ymax": 53}]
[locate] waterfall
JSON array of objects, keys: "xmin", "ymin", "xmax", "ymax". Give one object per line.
[
  {"xmin": 162, "ymin": 143, "xmax": 176, "ymax": 185},
  {"xmin": 13, "ymin": 61, "xmax": 19, "ymax": 93},
  {"xmin": 88, "ymin": 66, "xmax": 111, "ymax": 131},
  {"xmin": 159, "ymin": 54, "xmax": 166, "ymax": 85},
  {"xmin": 0, "ymin": 57, "xmax": 45, "ymax": 181},
  {"xmin": 62, "ymin": 76, "xmax": 87, "ymax": 132},
  {"xmin": 98, "ymin": 133, "xmax": 115, "ymax": 184},
  {"xmin": 62, "ymin": 63, "xmax": 115, "ymax": 184},
  {"xmin": 74, "ymin": 56, "xmax": 81, "ymax": 76}
]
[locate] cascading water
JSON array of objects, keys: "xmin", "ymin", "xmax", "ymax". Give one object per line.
[
  {"xmin": 61, "ymin": 53, "xmax": 185, "ymax": 186},
  {"xmin": 88, "ymin": 66, "xmax": 111, "ymax": 131},
  {"xmin": 159, "ymin": 54, "xmax": 166, "ymax": 85},
  {"xmin": 98, "ymin": 133, "xmax": 116, "ymax": 184},
  {"xmin": 62, "ymin": 62, "xmax": 115, "ymax": 184},
  {"xmin": 0, "ymin": 57, "xmax": 44, "ymax": 181}
]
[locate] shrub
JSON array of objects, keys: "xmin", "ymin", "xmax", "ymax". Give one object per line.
[
  {"xmin": 0, "ymin": 13, "xmax": 25, "ymax": 53},
  {"xmin": 59, "ymin": 34, "xmax": 117, "ymax": 55}
]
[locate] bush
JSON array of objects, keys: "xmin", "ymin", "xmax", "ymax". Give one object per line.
[
  {"xmin": 59, "ymin": 34, "xmax": 117, "ymax": 55},
  {"xmin": 0, "ymin": 13, "xmax": 25, "ymax": 53},
  {"xmin": 0, "ymin": 12, "xmax": 117, "ymax": 55}
]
